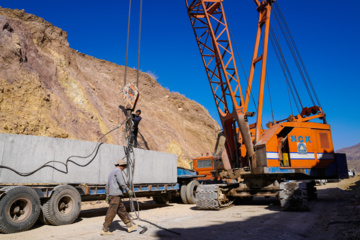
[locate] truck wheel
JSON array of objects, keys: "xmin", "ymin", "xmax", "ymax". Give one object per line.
[
  {"xmin": 38, "ymin": 206, "xmax": 50, "ymax": 225},
  {"xmin": 42, "ymin": 185, "xmax": 81, "ymax": 226},
  {"xmin": 186, "ymin": 180, "xmax": 200, "ymax": 204},
  {"xmin": 152, "ymin": 195, "xmax": 170, "ymax": 204},
  {"xmin": 180, "ymin": 184, "xmax": 189, "ymax": 204},
  {"xmin": 0, "ymin": 186, "xmax": 41, "ymax": 233}
]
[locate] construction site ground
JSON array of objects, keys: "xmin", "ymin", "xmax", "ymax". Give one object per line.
[{"xmin": 1, "ymin": 176, "xmax": 359, "ymax": 240}]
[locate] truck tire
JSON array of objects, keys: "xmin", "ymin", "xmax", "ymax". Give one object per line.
[
  {"xmin": 0, "ymin": 186, "xmax": 41, "ymax": 233},
  {"xmin": 152, "ymin": 195, "xmax": 170, "ymax": 204},
  {"xmin": 42, "ymin": 185, "xmax": 81, "ymax": 226},
  {"xmin": 180, "ymin": 184, "xmax": 189, "ymax": 204},
  {"xmin": 38, "ymin": 206, "xmax": 50, "ymax": 225},
  {"xmin": 186, "ymin": 180, "xmax": 200, "ymax": 204}
]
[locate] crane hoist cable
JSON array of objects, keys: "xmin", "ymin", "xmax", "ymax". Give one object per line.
[
  {"xmin": 136, "ymin": 0, "xmax": 143, "ymax": 88},
  {"xmin": 124, "ymin": 0, "xmax": 143, "ymax": 88},
  {"xmin": 124, "ymin": 0, "xmax": 132, "ymax": 87},
  {"xmin": 272, "ymin": 6, "xmax": 315, "ymax": 106},
  {"xmin": 273, "ymin": 2, "xmax": 321, "ymax": 109},
  {"xmin": 269, "ymin": 25, "xmax": 303, "ymax": 112},
  {"xmin": 271, "ymin": 6, "xmax": 294, "ymax": 115},
  {"xmin": 269, "ymin": 27, "xmax": 301, "ymax": 113},
  {"xmin": 274, "ymin": 2, "xmax": 322, "ymax": 108}
]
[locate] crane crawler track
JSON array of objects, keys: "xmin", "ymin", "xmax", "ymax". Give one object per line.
[{"xmin": 196, "ymin": 185, "xmax": 220, "ymax": 209}]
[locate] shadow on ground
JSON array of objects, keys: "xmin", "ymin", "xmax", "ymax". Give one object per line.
[
  {"xmin": 154, "ymin": 182, "xmax": 360, "ymax": 240},
  {"xmin": 79, "ymin": 199, "xmax": 173, "ymax": 218}
]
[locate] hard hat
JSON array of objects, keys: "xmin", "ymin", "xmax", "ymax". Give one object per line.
[{"xmin": 115, "ymin": 159, "xmax": 127, "ymax": 167}]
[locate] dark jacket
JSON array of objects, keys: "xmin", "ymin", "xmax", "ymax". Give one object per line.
[{"xmin": 132, "ymin": 114, "xmax": 142, "ymax": 129}]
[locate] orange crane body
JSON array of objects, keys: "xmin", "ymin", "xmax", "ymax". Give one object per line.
[{"xmin": 185, "ymin": 0, "xmax": 347, "ymax": 209}]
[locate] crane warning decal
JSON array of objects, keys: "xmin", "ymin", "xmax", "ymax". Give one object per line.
[{"xmin": 297, "ymin": 142, "xmax": 307, "ymax": 155}]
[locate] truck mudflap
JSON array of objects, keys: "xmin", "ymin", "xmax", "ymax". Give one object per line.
[{"xmin": 195, "ymin": 184, "xmax": 233, "ymax": 209}]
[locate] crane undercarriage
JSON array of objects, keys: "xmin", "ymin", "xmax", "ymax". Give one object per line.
[{"xmin": 196, "ymin": 177, "xmax": 317, "ymax": 211}]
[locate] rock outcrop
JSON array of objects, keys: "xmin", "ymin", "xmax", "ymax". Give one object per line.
[{"xmin": 0, "ymin": 7, "xmax": 220, "ymax": 168}]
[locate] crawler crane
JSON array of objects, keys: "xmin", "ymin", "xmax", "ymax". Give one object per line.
[{"xmin": 185, "ymin": 0, "xmax": 348, "ymax": 210}]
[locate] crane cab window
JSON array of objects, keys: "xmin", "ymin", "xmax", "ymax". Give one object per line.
[{"xmin": 197, "ymin": 160, "xmax": 212, "ymax": 168}]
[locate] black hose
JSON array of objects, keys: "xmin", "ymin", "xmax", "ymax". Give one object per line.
[{"xmin": 0, "ymin": 119, "xmax": 129, "ymax": 176}]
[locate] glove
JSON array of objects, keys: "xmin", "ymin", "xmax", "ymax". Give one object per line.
[
  {"xmin": 105, "ymin": 195, "xmax": 109, "ymax": 204},
  {"xmin": 128, "ymin": 190, "xmax": 133, "ymax": 198}
]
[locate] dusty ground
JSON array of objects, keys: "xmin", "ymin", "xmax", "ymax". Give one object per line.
[{"xmin": 1, "ymin": 176, "xmax": 359, "ymax": 240}]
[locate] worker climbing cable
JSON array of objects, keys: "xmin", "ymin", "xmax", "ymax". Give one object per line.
[{"xmin": 130, "ymin": 109, "xmax": 142, "ymax": 148}]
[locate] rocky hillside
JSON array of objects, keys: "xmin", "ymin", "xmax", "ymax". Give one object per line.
[
  {"xmin": 337, "ymin": 143, "xmax": 360, "ymax": 171},
  {"xmin": 0, "ymin": 7, "xmax": 220, "ymax": 168}
]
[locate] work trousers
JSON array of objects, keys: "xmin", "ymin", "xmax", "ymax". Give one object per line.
[
  {"xmin": 131, "ymin": 128, "xmax": 139, "ymax": 147},
  {"xmin": 103, "ymin": 196, "xmax": 131, "ymax": 231}
]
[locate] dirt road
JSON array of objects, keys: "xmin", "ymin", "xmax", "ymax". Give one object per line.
[{"xmin": 1, "ymin": 176, "xmax": 359, "ymax": 240}]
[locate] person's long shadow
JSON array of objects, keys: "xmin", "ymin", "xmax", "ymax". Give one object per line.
[{"xmin": 138, "ymin": 131, "xmax": 150, "ymax": 150}]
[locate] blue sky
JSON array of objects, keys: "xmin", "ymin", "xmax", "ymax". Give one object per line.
[{"xmin": 2, "ymin": 0, "xmax": 359, "ymax": 150}]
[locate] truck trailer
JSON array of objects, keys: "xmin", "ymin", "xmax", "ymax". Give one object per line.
[{"xmin": 0, "ymin": 133, "xmax": 199, "ymax": 233}]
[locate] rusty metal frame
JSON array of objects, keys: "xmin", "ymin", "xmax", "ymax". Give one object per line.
[
  {"xmin": 245, "ymin": 0, "xmax": 274, "ymax": 142},
  {"xmin": 186, "ymin": 0, "xmax": 243, "ymax": 115},
  {"xmin": 186, "ymin": 0, "xmax": 252, "ymax": 168}
]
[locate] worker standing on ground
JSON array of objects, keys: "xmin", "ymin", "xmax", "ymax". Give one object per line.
[
  {"xmin": 101, "ymin": 159, "xmax": 138, "ymax": 235},
  {"xmin": 131, "ymin": 109, "xmax": 142, "ymax": 147}
]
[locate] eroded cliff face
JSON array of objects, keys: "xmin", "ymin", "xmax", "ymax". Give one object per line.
[{"xmin": 0, "ymin": 7, "xmax": 220, "ymax": 168}]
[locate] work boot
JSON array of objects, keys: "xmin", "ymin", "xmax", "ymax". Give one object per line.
[
  {"xmin": 100, "ymin": 228, "xmax": 114, "ymax": 236},
  {"xmin": 126, "ymin": 223, "xmax": 138, "ymax": 233}
]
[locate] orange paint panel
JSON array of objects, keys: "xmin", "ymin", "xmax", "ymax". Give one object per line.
[
  {"xmin": 267, "ymin": 159, "xmax": 280, "ymax": 167},
  {"xmin": 289, "ymin": 160, "xmax": 318, "ymax": 168},
  {"xmin": 263, "ymin": 122, "xmax": 335, "ymax": 169}
]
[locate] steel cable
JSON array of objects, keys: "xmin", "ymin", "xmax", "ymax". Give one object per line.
[
  {"xmin": 124, "ymin": 0, "xmax": 132, "ymax": 87},
  {"xmin": 275, "ymin": 2, "xmax": 321, "ymax": 108},
  {"xmin": 271, "ymin": 6, "xmax": 293, "ymax": 115},
  {"xmin": 272, "ymin": 4, "xmax": 315, "ymax": 107},
  {"xmin": 269, "ymin": 28, "xmax": 301, "ymax": 113},
  {"xmin": 136, "ymin": 0, "xmax": 143, "ymax": 88},
  {"xmin": 269, "ymin": 24, "xmax": 303, "ymax": 111}
]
